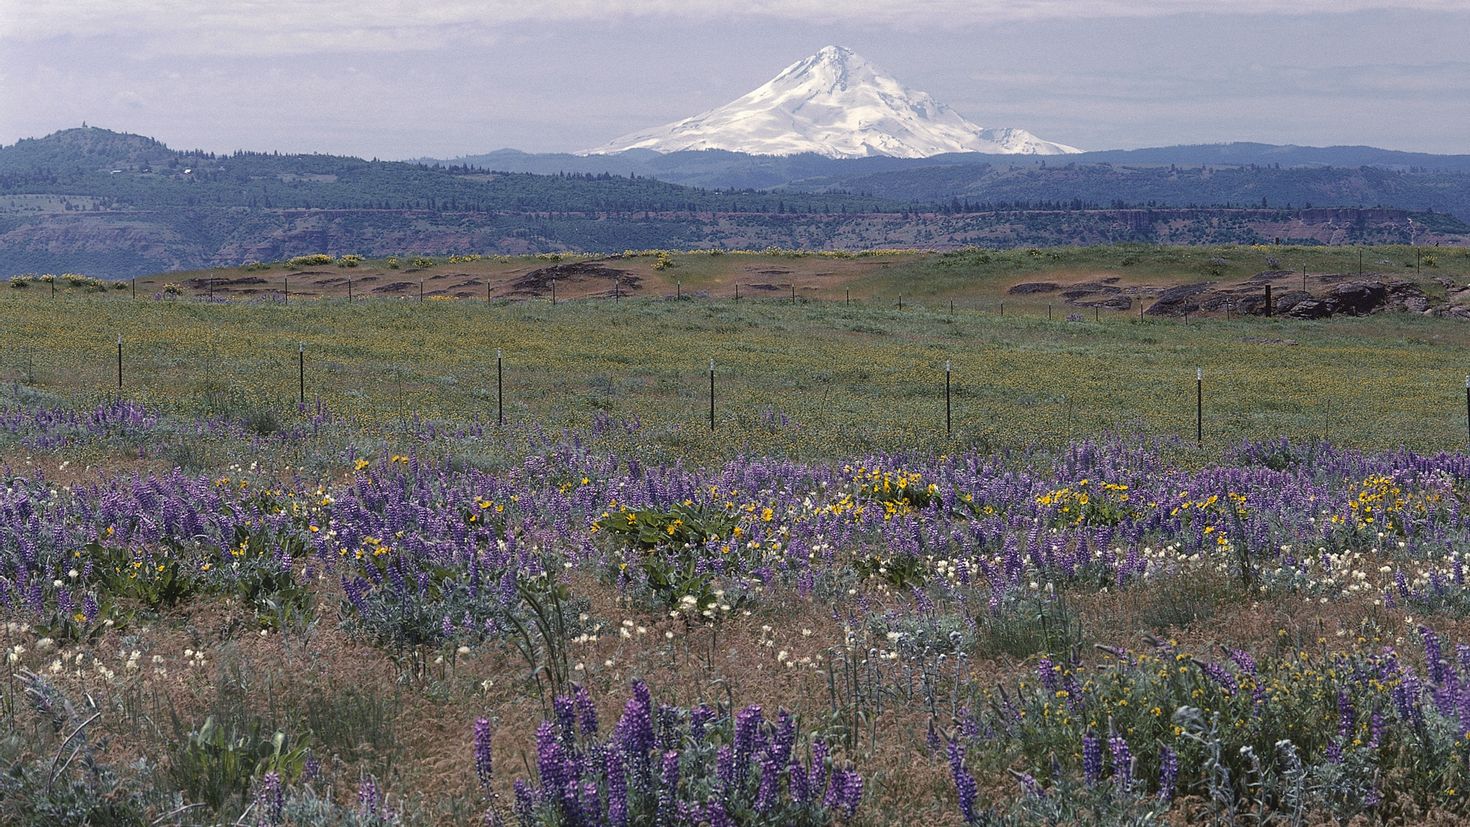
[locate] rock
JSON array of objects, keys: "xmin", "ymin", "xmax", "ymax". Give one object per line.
[
  {"xmin": 1330, "ymin": 281, "xmax": 1389, "ymax": 315},
  {"xmin": 1008, "ymin": 282, "xmax": 1058, "ymax": 295},
  {"xmin": 1146, "ymin": 282, "xmax": 1214, "ymax": 316},
  {"xmin": 1286, "ymin": 299, "xmax": 1334, "ymax": 319},
  {"xmin": 1385, "ymin": 280, "xmax": 1429, "ymax": 311},
  {"xmin": 1268, "ymin": 290, "xmax": 1313, "ymax": 315}
]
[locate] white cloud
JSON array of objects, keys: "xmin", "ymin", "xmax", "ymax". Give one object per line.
[{"xmin": 2, "ymin": 0, "xmax": 1464, "ymax": 54}]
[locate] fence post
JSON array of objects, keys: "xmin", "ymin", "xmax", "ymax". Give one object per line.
[
  {"xmin": 496, "ymin": 349, "xmax": 504, "ymax": 426},
  {"xmin": 1265, "ymin": 284, "xmax": 1272, "ymax": 317},
  {"xmin": 298, "ymin": 343, "xmax": 305, "ymax": 406},
  {"xmin": 791, "ymin": 284, "xmax": 796, "ymax": 305},
  {"xmin": 1196, "ymin": 367, "xmax": 1203, "ymax": 447},
  {"xmin": 131, "ymin": 277, "xmax": 136, "ymax": 299},
  {"xmin": 116, "ymin": 334, "xmax": 123, "ymax": 391},
  {"xmin": 551, "ymin": 278, "xmax": 556, "ymax": 306},
  {"xmin": 709, "ymin": 358, "xmax": 715, "ymax": 431}
]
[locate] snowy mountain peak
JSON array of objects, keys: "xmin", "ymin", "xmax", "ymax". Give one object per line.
[{"xmin": 584, "ymin": 46, "xmax": 1080, "ymax": 159}]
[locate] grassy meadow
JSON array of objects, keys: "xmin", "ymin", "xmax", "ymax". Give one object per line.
[
  {"xmin": 4, "ymin": 255, "xmax": 1470, "ymax": 464},
  {"xmin": 5, "ymin": 245, "xmax": 1470, "ymax": 825}
]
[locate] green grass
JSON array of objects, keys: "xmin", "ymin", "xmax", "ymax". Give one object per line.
[{"xmin": 2, "ymin": 275, "xmax": 1469, "ymax": 465}]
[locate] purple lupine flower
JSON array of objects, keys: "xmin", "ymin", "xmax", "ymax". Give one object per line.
[
  {"xmin": 616, "ymin": 681, "xmax": 655, "ymax": 755},
  {"xmin": 754, "ymin": 751, "xmax": 780, "ymax": 813},
  {"xmin": 656, "ymin": 749, "xmax": 680, "ymax": 827},
  {"xmin": 1336, "ymin": 692, "xmax": 1356, "ymax": 739},
  {"xmin": 1082, "ymin": 732, "xmax": 1103, "ymax": 785},
  {"xmin": 553, "ymin": 694, "xmax": 577, "ymax": 746},
  {"xmin": 948, "ymin": 741, "xmax": 979, "ymax": 824},
  {"xmin": 474, "ymin": 717, "xmax": 494, "ymax": 791},
  {"xmin": 256, "ymin": 771, "xmax": 284, "ymax": 826},
  {"xmin": 1109, "ymin": 735, "xmax": 1133, "ymax": 791},
  {"xmin": 1325, "ymin": 740, "xmax": 1343, "ymax": 764},
  {"xmin": 716, "ymin": 744, "xmax": 735, "ymax": 791},
  {"xmin": 605, "ymin": 746, "xmax": 629, "ymax": 827},
  {"xmin": 1037, "ymin": 656, "xmax": 1058, "ymax": 692},
  {"xmin": 839, "ymin": 768, "xmax": 864, "ymax": 817},
  {"xmin": 1158, "ymin": 746, "xmax": 1178, "ymax": 801},
  {"xmin": 689, "ymin": 704, "xmax": 713, "ymax": 742},
  {"xmin": 788, "ymin": 761, "xmax": 811, "ymax": 804},
  {"xmin": 535, "ymin": 721, "xmax": 566, "ymax": 801},
  {"xmin": 1199, "ymin": 660, "xmax": 1239, "ymax": 694},
  {"xmin": 823, "ymin": 768, "xmax": 844, "ymax": 810},
  {"xmin": 357, "ymin": 775, "xmax": 381, "ymax": 817},
  {"xmin": 1226, "ymin": 647, "xmax": 1257, "ymax": 675},
  {"xmin": 706, "ymin": 799, "xmax": 732, "ymax": 827},
  {"xmin": 513, "ymin": 779, "xmax": 534, "ymax": 821},
  {"xmin": 808, "ymin": 738, "xmax": 830, "ymax": 797},
  {"xmin": 1422, "ymin": 627, "xmax": 1446, "ymax": 685},
  {"xmin": 772, "ymin": 710, "xmax": 797, "ymax": 767},
  {"xmin": 733, "ymin": 704, "xmax": 763, "ymax": 788},
  {"xmin": 574, "ymin": 684, "xmax": 599, "ymax": 737}
]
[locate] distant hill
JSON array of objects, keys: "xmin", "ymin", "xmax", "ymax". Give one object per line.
[
  {"xmin": 1, "ymin": 127, "xmax": 1466, "ymax": 278},
  {"xmin": 432, "ymin": 143, "xmax": 1470, "ymax": 198}
]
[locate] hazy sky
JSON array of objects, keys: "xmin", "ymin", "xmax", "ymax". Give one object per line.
[{"xmin": 1, "ymin": 1, "xmax": 1467, "ymax": 158}]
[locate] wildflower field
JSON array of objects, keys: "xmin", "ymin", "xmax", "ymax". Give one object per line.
[{"xmin": 6, "ymin": 255, "xmax": 1470, "ymax": 825}]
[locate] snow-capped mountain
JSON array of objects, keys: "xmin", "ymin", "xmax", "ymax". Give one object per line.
[{"xmin": 584, "ymin": 46, "xmax": 1081, "ymax": 159}]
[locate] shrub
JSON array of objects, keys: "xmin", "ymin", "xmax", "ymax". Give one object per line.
[
  {"xmin": 287, "ymin": 254, "xmax": 334, "ymax": 267},
  {"xmin": 169, "ymin": 714, "xmax": 310, "ymax": 812}
]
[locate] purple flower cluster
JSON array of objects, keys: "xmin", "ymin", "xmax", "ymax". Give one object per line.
[{"xmin": 488, "ymin": 680, "xmax": 863, "ymax": 825}]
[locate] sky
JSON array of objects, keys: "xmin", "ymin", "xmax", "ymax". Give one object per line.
[{"xmin": 1, "ymin": 1, "xmax": 1467, "ymax": 158}]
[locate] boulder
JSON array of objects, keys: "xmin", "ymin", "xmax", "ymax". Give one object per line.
[
  {"xmin": 1286, "ymin": 299, "xmax": 1335, "ymax": 319},
  {"xmin": 1330, "ymin": 281, "xmax": 1389, "ymax": 315},
  {"xmin": 1268, "ymin": 290, "xmax": 1313, "ymax": 315},
  {"xmin": 1146, "ymin": 282, "xmax": 1214, "ymax": 316}
]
